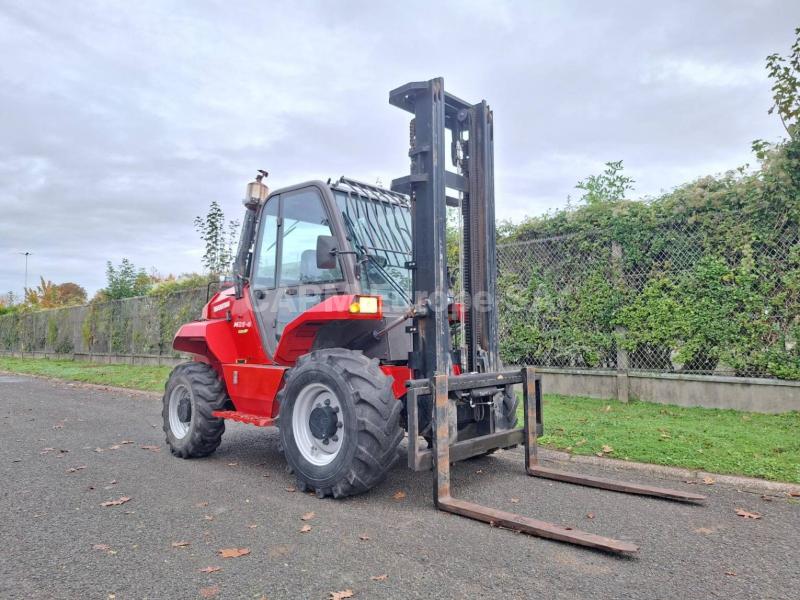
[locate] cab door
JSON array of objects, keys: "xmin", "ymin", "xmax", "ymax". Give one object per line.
[
  {"xmin": 273, "ymin": 186, "xmax": 347, "ymax": 343},
  {"xmin": 249, "ymin": 193, "xmax": 281, "ymax": 358},
  {"xmin": 249, "ymin": 185, "xmax": 347, "ymax": 360}
]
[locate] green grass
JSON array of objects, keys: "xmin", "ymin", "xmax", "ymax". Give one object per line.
[
  {"xmin": 0, "ymin": 357, "xmax": 172, "ymax": 393},
  {"xmin": 521, "ymin": 394, "xmax": 800, "ymax": 483},
  {"xmin": 1, "ymin": 357, "xmax": 798, "ymax": 483}
]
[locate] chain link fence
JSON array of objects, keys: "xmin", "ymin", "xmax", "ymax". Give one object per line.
[
  {"xmin": 498, "ymin": 223, "xmax": 800, "ymax": 380},
  {"xmin": 1, "ymin": 223, "xmax": 798, "ymax": 382}
]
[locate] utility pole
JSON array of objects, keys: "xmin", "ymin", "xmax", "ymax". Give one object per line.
[{"xmin": 19, "ymin": 251, "xmax": 32, "ymax": 293}]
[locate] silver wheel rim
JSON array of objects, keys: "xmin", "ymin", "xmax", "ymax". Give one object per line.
[
  {"xmin": 168, "ymin": 384, "xmax": 192, "ymax": 439},
  {"xmin": 292, "ymin": 382, "xmax": 344, "ymax": 466}
]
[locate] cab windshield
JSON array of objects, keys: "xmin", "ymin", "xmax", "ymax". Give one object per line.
[{"xmin": 333, "ymin": 185, "xmax": 412, "ymax": 307}]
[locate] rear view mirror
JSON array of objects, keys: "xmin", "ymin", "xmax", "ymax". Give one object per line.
[{"xmin": 316, "ymin": 235, "xmax": 337, "ymax": 269}]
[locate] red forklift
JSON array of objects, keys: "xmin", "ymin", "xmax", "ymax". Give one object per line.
[{"xmin": 164, "ymin": 78, "xmax": 704, "ymax": 554}]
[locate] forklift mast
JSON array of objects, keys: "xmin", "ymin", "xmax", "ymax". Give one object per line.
[{"xmin": 390, "ymin": 78, "xmax": 498, "ymax": 379}]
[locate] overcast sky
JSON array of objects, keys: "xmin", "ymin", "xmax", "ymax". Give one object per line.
[{"xmin": 1, "ymin": 0, "xmax": 798, "ymax": 298}]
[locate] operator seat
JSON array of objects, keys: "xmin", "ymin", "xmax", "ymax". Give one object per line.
[{"xmin": 300, "ymin": 249, "xmax": 323, "ymax": 283}]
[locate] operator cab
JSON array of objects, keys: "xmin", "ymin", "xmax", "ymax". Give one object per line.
[{"xmin": 240, "ymin": 176, "xmax": 413, "ymax": 362}]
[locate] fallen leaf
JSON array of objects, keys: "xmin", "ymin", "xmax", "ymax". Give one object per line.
[
  {"xmin": 701, "ymin": 476, "xmax": 715, "ymax": 485},
  {"xmin": 204, "ymin": 515, "xmax": 215, "ymax": 521},
  {"xmin": 761, "ymin": 495, "xmax": 774, "ymax": 502},
  {"xmin": 601, "ymin": 445, "xmax": 613, "ymax": 454},
  {"xmin": 603, "ymin": 405, "xmax": 611, "ymax": 412},
  {"xmin": 199, "ymin": 585, "xmax": 220, "ymax": 598},
  {"xmin": 595, "ymin": 452, "xmax": 604, "ymax": 457},
  {"xmin": 140, "ymin": 445, "xmax": 160, "ymax": 452},
  {"xmin": 329, "ymin": 591, "xmax": 354, "ymax": 600},
  {"xmin": 227, "ymin": 462, "xmax": 239, "ymax": 467},
  {"xmin": 108, "ymin": 480, "xmax": 117, "ymax": 485},
  {"xmin": 285, "ymin": 486, "xmax": 296, "ymax": 493},
  {"xmin": 371, "ymin": 574, "xmax": 388, "ymax": 581},
  {"xmin": 66, "ymin": 465, "xmax": 87, "ymax": 473},
  {"xmin": 108, "ymin": 445, "xmax": 121, "ymax": 450},
  {"xmin": 300, "ymin": 512, "xmax": 315, "ymax": 521},
  {"xmin": 475, "ymin": 469, "xmax": 483, "ymax": 474},
  {"xmin": 195, "ymin": 501, "xmax": 209, "ymax": 508},
  {"xmin": 585, "ymin": 513, "xmax": 595, "ymax": 519},
  {"xmin": 92, "ymin": 544, "xmax": 111, "ymax": 551},
  {"xmin": 199, "ymin": 566, "xmax": 222, "ymax": 573},
  {"xmin": 100, "ymin": 496, "xmax": 131, "ymax": 507},
  {"xmin": 93, "ymin": 448, "xmax": 104, "ymax": 453},
  {"xmin": 725, "ymin": 571, "xmax": 736, "ymax": 577},
  {"xmin": 392, "ymin": 490, "xmax": 406, "ymax": 500},
  {"xmin": 218, "ymin": 548, "xmax": 250, "ymax": 558},
  {"xmin": 171, "ymin": 541, "xmax": 190, "ymax": 548},
  {"xmin": 510, "ymin": 497, "xmax": 520, "ymax": 504},
  {"xmin": 299, "ymin": 524, "xmax": 312, "ymax": 533},
  {"xmin": 247, "ymin": 523, "xmax": 257, "ymax": 529},
  {"xmin": 120, "ymin": 440, "xmax": 134, "ymax": 445},
  {"xmin": 788, "ymin": 491, "xmax": 800, "ymax": 497},
  {"xmin": 735, "ymin": 508, "xmax": 761, "ymax": 519},
  {"xmin": 358, "ymin": 533, "xmax": 370, "ymax": 541},
  {"xmin": 262, "ymin": 473, "xmax": 270, "ymax": 478},
  {"xmin": 693, "ymin": 527, "xmax": 714, "ymax": 535}
]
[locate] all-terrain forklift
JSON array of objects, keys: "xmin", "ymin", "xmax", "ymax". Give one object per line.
[{"xmin": 164, "ymin": 78, "xmax": 704, "ymax": 554}]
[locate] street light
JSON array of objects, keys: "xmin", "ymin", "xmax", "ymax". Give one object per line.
[{"xmin": 18, "ymin": 251, "xmax": 32, "ymax": 291}]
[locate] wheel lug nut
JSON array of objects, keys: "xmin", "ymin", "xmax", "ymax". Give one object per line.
[
  {"xmin": 331, "ymin": 435, "xmax": 338, "ymax": 442},
  {"xmin": 336, "ymin": 422, "xmax": 343, "ymax": 429},
  {"xmin": 333, "ymin": 406, "xmax": 340, "ymax": 413},
  {"xmin": 322, "ymin": 438, "xmax": 329, "ymax": 445},
  {"xmin": 324, "ymin": 398, "xmax": 331, "ymax": 406}
]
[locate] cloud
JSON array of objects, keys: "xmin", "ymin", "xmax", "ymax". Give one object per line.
[{"xmin": 0, "ymin": 0, "xmax": 797, "ymax": 298}]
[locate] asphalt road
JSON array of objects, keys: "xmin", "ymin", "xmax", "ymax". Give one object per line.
[{"xmin": 1, "ymin": 373, "xmax": 798, "ymax": 600}]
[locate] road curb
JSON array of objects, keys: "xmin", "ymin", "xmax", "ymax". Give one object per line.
[{"xmin": 536, "ymin": 448, "xmax": 800, "ymax": 495}]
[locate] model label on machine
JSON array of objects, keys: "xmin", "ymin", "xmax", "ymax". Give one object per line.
[{"xmin": 233, "ymin": 320, "xmax": 252, "ymax": 329}]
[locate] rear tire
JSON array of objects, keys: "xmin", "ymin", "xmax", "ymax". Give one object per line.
[
  {"xmin": 163, "ymin": 362, "xmax": 229, "ymax": 458},
  {"xmin": 278, "ymin": 348, "xmax": 402, "ymax": 499}
]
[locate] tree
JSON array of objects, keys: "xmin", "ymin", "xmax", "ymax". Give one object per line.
[
  {"xmin": 575, "ymin": 160, "xmax": 635, "ymax": 206},
  {"xmin": 23, "ymin": 278, "xmax": 87, "ymax": 308},
  {"xmin": 102, "ymin": 258, "xmax": 151, "ymax": 300},
  {"xmin": 54, "ymin": 282, "xmax": 87, "ymax": 305},
  {"xmin": 766, "ymin": 26, "xmax": 800, "ymax": 139},
  {"xmin": 194, "ymin": 201, "xmax": 240, "ymax": 276}
]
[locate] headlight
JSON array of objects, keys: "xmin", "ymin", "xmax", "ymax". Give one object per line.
[{"xmin": 349, "ymin": 295, "xmax": 380, "ymax": 314}]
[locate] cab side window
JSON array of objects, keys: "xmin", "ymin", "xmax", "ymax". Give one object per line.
[
  {"xmin": 278, "ymin": 189, "xmax": 342, "ymax": 286},
  {"xmin": 253, "ymin": 197, "xmax": 279, "ymax": 288}
]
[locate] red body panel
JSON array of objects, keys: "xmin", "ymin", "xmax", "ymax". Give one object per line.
[
  {"xmin": 380, "ymin": 365, "xmax": 413, "ymax": 399},
  {"xmin": 174, "ymin": 287, "xmax": 269, "ymax": 369},
  {"xmin": 174, "ymin": 291, "xmax": 394, "ymax": 420},
  {"xmin": 272, "ymin": 294, "xmax": 383, "ymax": 365},
  {"xmin": 220, "ymin": 363, "xmax": 287, "ymax": 417}
]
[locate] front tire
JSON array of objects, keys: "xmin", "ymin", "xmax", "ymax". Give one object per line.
[
  {"xmin": 278, "ymin": 349, "xmax": 402, "ymax": 499},
  {"xmin": 163, "ymin": 362, "xmax": 229, "ymax": 458}
]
